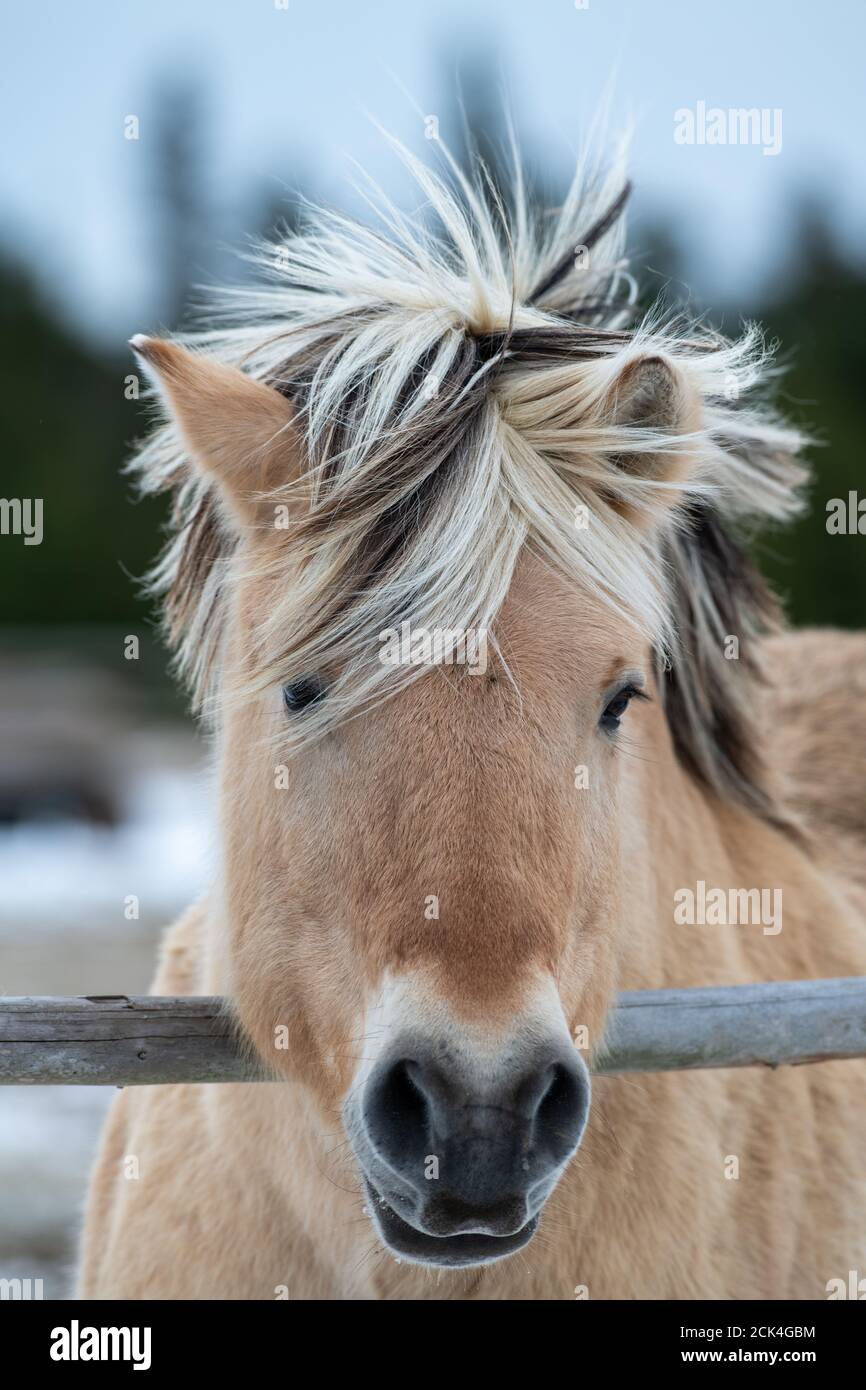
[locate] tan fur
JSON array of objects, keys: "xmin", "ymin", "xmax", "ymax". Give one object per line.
[
  {"xmin": 78, "ymin": 145, "xmax": 865, "ymax": 1296},
  {"xmin": 78, "ymin": 552, "xmax": 866, "ymax": 1297}
]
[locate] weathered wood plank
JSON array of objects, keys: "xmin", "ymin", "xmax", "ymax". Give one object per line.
[
  {"xmin": 1, "ymin": 978, "xmax": 865, "ymax": 1085},
  {"xmin": 0, "ymin": 996, "xmax": 262, "ymax": 1086},
  {"xmin": 597, "ymin": 976, "xmax": 866, "ymax": 1073}
]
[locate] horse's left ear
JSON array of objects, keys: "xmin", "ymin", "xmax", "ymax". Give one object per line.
[
  {"xmin": 130, "ymin": 335, "xmax": 297, "ymax": 528},
  {"xmin": 604, "ymin": 354, "xmax": 702, "ymax": 527}
]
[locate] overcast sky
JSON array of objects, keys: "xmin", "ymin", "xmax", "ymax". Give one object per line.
[{"xmin": 2, "ymin": 0, "xmax": 863, "ymax": 343}]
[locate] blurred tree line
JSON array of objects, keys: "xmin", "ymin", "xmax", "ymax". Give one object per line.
[{"xmin": 1, "ymin": 62, "xmax": 863, "ymax": 633}]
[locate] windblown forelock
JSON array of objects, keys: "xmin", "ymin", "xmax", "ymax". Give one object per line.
[
  {"xmin": 129, "ymin": 128, "xmax": 809, "ymax": 827},
  {"xmin": 230, "ymin": 326, "xmax": 674, "ymax": 738}
]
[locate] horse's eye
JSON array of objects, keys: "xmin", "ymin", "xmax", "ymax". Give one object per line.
[
  {"xmin": 599, "ymin": 683, "xmax": 644, "ymax": 732},
  {"xmin": 282, "ymin": 676, "xmax": 326, "ymax": 714}
]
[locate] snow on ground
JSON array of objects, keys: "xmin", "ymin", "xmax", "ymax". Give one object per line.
[{"xmin": 0, "ymin": 735, "xmax": 211, "ymax": 1298}]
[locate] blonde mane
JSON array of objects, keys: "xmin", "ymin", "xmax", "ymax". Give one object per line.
[{"xmin": 130, "ymin": 132, "xmax": 808, "ymax": 823}]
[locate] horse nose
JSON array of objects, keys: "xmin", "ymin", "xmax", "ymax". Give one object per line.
[{"xmin": 361, "ymin": 1040, "xmax": 589, "ymax": 1233}]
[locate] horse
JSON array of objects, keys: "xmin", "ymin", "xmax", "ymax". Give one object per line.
[{"xmin": 78, "ymin": 134, "xmax": 866, "ymax": 1299}]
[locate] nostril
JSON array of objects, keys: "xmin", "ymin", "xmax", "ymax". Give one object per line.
[
  {"xmin": 538, "ymin": 1061, "xmax": 571, "ymax": 1120},
  {"xmin": 388, "ymin": 1060, "xmax": 429, "ymax": 1129},
  {"xmin": 534, "ymin": 1060, "xmax": 588, "ymax": 1161},
  {"xmin": 365, "ymin": 1058, "xmax": 432, "ymax": 1167}
]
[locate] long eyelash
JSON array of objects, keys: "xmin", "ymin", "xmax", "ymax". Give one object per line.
[{"xmin": 601, "ymin": 683, "xmax": 651, "ymax": 731}]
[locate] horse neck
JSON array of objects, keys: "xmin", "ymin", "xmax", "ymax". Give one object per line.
[{"xmin": 617, "ymin": 702, "xmax": 858, "ymax": 992}]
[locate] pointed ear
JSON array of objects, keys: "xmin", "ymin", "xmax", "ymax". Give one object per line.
[
  {"xmin": 131, "ymin": 336, "xmax": 298, "ymax": 528},
  {"xmin": 604, "ymin": 354, "xmax": 702, "ymax": 527}
]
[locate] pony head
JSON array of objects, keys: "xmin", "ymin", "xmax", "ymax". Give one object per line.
[{"xmin": 130, "ymin": 135, "xmax": 805, "ymax": 1267}]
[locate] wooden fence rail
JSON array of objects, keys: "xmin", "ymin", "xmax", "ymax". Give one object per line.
[{"xmin": 2, "ymin": 977, "xmax": 866, "ymax": 1085}]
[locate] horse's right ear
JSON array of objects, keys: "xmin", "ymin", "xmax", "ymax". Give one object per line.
[{"xmin": 130, "ymin": 336, "xmax": 298, "ymax": 528}]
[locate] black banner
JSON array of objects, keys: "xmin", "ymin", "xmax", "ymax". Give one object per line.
[{"xmin": 4, "ymin": 1298, "xmax": 863, "ymax": 1374}]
